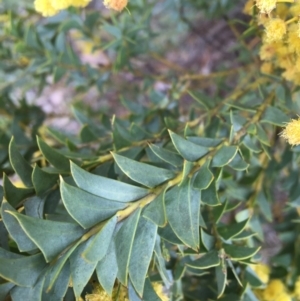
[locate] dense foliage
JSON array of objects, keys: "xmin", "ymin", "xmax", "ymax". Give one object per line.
[{"xmin": 1, "ymin": 0, "xmax": 300, "ymax": 300}]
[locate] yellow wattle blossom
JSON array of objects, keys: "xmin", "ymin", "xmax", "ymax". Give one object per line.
[
  {"xmin": 103, "ymin": 0, "xmax": 128, "ymax": 12},
  {"xmin": 280, "ymin": 117, "xmax": 300, "ymax": 146},
  {"xmin": 262, "ymin": 279, "xmax": 291, "ymax": 301},
  {"xmin": 251, "ymin": 263, "xmax": 270, "ymax": 284},
  {"xmin": 34, "ymin": 0, "xmax": 59, "ymax": 17},
  {"xmin": 256, "ymin": 0, "xmax": 277, "ymax": 14},
  {"xmin": 264, "ymin": 18, "xmax": 287, "ymax": 43},
  {"xmin": 85, "ymin": 282, "xmax": 169, "ymax": 301},
  {"xmin": 294, "ymin": 277, "xmax": 300, "ymax": 299},
  {"xmin": 51, "ymin": 0, "xmax": 71, "ymax": 10}
]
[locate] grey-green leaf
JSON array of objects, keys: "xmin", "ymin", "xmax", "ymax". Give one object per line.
[
  {"xmin": 216, "ymin": 263, "xmax": 227, "ymax": 298},
  {"xmin": 193, "ymin": 161, "xmax": 214, "ymax": 190},
  {"xmin": 187, "ymin": 136, "xmax": 223, "ymax": 147},
  {"xmin": 43, "ymin": 259, "xmax": 71, "ymax": 301},
  {"xmin": 149, "ymin": 144, "xmax": 183, "ymax": 167},
  {"xmin": 82, "ymin": 216, "xmax": 117, "ymax": 262},
  {"xmin": 165, "ymin": 179, "xmax": 200, "ymax": 249},
  {"xmin": 1, "ymin": 199, "xmax": 37, "ymax": 252},
  {"xmin": 212, "ymin": 146, "xmax": 238, "ymax": 167},
  {"xmin": 96, "ymin": 239, "xmax": 118, "ymax": 296},
  {"xmin": 37, "ymin": 137, "xmax": 70, "ymax": 171},
  {"xmin": 69, "ymin": 240, "xmax": 98, "ymax": 298},
  {"xmin": 10, "ymin": 275, "xmax": 45, "ymax": 301},
  {"xmin": 228, "ymin": 153, "xmax": 249, "ymax": 171},
  {"xmin": 3, "ymin": 174, "xmax": 34, "ymax": 208},
  {"xmin": 0, "ymin": 282, "xmax": 15, "ymax": 301},
  {"xmin": 261, "ymin": 106, "xmax": 289, "ymax": 126},
  {"xmin": 71, "ymin": 161, "xmax": 149, "ymax": 202},
  {"xmin": 129, "ymin": 217, "xmax": 157, "ymax": 296},
  {"xmin": 6, "ymin": 211, "xmax": 85, "ymax": 262},
  {"xmin": 186, "ymin": 250, "xmax": 220, "ymax": 269},
  {"xmin": 201, "ymin": 180, "xmax": 220, "ymax": 206},
  {"xmin": 9, "ymin": 137, "xmax": 33, "ymax": 187},
  {"xmin": 32, "ymin": 165, "xmax": 58, "ymax": 196},
  {"xmin": 201, "ymin": 229, "xmax": 215, "ymax": 251},
  {"xmin": 217, "ymin": 219, "xmax": 250, "ymax": 240},
  {"xmin": 169, "ymin": 131, "xmax": 209, "ymax": 161},
  {"xmin": 223, "ymin": 244, "xmax": 260, "ymax": 260},
  {"xmin": 112, "ymin": 153, "xmax": 175, "ymax": 188},
  {"xmin": 153, "ymin": 237, "xmax": 172, "ymax": 285},
  {"xmin": 0, "ymin": 253, "xmax": 46, "ymax": 287},
  {"xmin": 60, "ymin": 178, "xmax": 126, "ymax": 229},
  {"xmin": 143, "ymin": 192, "xmax": 166, "ymax": 227},
  {"xmin": 116, "ymin": 208, "xmax": 141, "ymax": 285}
]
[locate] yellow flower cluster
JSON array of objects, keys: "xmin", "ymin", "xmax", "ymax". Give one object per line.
[
  {"xmin": 251, "ymin": 264, "xmax": 300, "ymax": 301},
  {"xmin": 244, "ymin": 1, "xmax": 300, "ymax": 84},
  {"xmin": 34, "ymin": 0, "xmax": 128, "ymax": 16},
  {"xmin": 34, "ymin": 0, "xmax": 91, "ymax": 16},
  {"xmin": 256, "ymin": 0, "xmax": 278, "ymax": 14},
  {"xmin": 258, "ymin": 280, "xmax": 291, "ymax": 301},
  {"xmin": 85, "ymin": 282, "xmax": 169, "ymax": 301},
  {"xmin": 280, "ymin": 117, "xmax": 300, "ymax": 146}
]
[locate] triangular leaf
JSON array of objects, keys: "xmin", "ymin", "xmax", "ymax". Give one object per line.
[
  {"xmin": 37, "ymin": 137, "xmax": 70, "ymax": 171},
  {"xmin": 0, "ymin": 282, "xmax": 15, "ymax": 301},
  {"xmin": 96, "ymin": 239, "xmax": 118, "ymax": 296},
  {"xmin": 82, "ymin": 216, "xmax": 118, "ymax": 262},
  {"xmin": 10, "ymin": 274, "xmax": 45, "ymax": 301},
  {"xmin": 217, "ymin": 219, "xmax": 250, "ymax": 240},
  {"xmin": 60, "ymin": 178, "xmax": 126, "ymax": 229},
  {"xmin": 223, "ymin": 244, "xmax": 260, "ymax": 260},
  {"xmin": 69, "ymin": 240, "xmax": 98, "ymax": 298},
  {"xmin": 169, "ymin": 131, "xmax": 209, "ymax": 161},
  {"xmin": 261, "ymin": 106, "xmax": 289, "ymax": 126},
  {"xmin": 129, "ymin": 217, "xmax": 157, "ymax": 296},
  {"xmin": 71, "ymin": 162, "xmax": 149, "ymax": 202},
  {"xmin": 116, "ymin": 208, "xmax": 141, "ymax": 285},
  {"xmin": 165, "ymin": 179, "xmax": 200, "ymax": 249},
  {"xmin": 187, "ymin": 136, "xmax": 223, "ymax": 147},
  {"xmin": 143, "ymin": 191, "xmax": 167, "ymax": 227},
  {"xmin": 201, "ymin": 180, "xmax": 220, "ymax": 206},
  {"xmin": 158, "ymin": 223, "xmax": 183, "ymax": 245},
  {"xmin": 193, "ymin": 160, "xmax": 214, "ymax": 190},
  {"xmin": 201, "ymin": 229, "xmax": 215, "ymax": 251},
  {"xmin": 6, "ymin": 211, "xmax": 85, "ymax": 262},
  {"xmin": 1, "ymin": 199, "xmax": 37, "ymax": 252},
  {"xmin": 112, "ymin": 153, "xmax": 175, "ymax": 188},
  {"xmin": 0, "ymin": 253, "xmax": 46, "ymax": 287},
  {"xmin": 9, "ymin": 137, "xmax": 33, "ymax": 187},
  {"xmin": 32, "ymin": 165, "xmax": 58, "ymax": 196},
  {"xmin": 216, "ymin": 263, "xmax": 227, "ymax": 298},
  {"xmin": 186, "ymin": 250, "xmax": 220, "ymax": 269},
  {"xmin": 212, "ymin": 146, "xmax": 238, "ymax": 167},
  {"xmin": 153, "ymin": 237, "xmax": 172, "ymax": 285},
  {"xmin": 144, "ymin": 279, "xmax": 166, "ymax": 301},
  {"xmin": 3, "ymin": 174, "xmax": 34, "ymax": 207},
  {"xmin": 42, "ymin": 259, "xmax": 71, "ymax": 301},
  {"xmin": 149, "ymin": 144, "xmax": 183, "ymax": 167}
]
